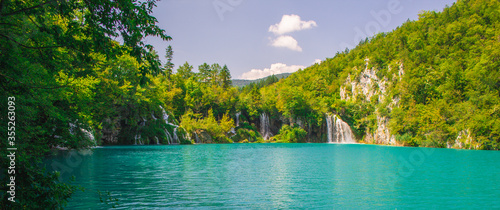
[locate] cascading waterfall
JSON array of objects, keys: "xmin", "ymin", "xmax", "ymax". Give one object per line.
[
  {"xmin": 228, "ymin": 127, "xmax": 237, "ymax": 139},
  {"xmin": 134, "ymin": 134, "xmax": 141, "ymax": 145},
  {"xmin": 161, "ymin": 106, "xmax": 180, "ymax": 144},
  {"xmin": 326, "ymin": 114, "xmax": 356, "ymax": 143},
  {"xmin": 165, "ymin": 131, "xmax": 172, "ymax": 144},
  {"xmin": 136, "ymin": 118, "xmax": 146, "ymax": 145},
  {"xmin": 173, "ymin": 127, "xmax": 179, "ymax": 144},
  {"xmin": 260, "ymin": 112, "xmax": 272, "ymax": 140},
  {"xmin": 194, "ymin": 132, "xmax": 200, "ymax": 144},
  {"xmin": 236, "ymin": 112, "xmax": 241, "ymax": 127}
]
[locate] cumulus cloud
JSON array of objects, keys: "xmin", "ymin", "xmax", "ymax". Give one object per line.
[
  {"xmin": 313, "ymin": 59, "xmax": 322, "ymax": 64},
  {"xmin": 270, "ymin": 35, "xmax": 302, "ymax": 52},
  {"xmin": 269, "ymin": 14, "xmax": 317, "ymax": 35},
  {"xmin": 240, "ymin": 63, "xmax": 306, "ymax": 80}
]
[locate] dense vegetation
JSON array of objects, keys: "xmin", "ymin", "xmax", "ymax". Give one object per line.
[
  {"xmin": 0, "ymin": 0, "xmax": 170, "ymax": 208},
  {"xmin": 252, "ymin": 0, "xmax": 500, "ymax": 149},
  {"xmin": 1, "ymin": 0, "xmax": 499, "ymax": 208}
]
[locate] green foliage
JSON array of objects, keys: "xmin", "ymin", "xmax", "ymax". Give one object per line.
[
  {"xmin": 244, "ymin": 0, "xmax": 500, "ymax": 149},
  {"xmin": 0, "ymin": 0, "xmax": 170, "ymax": 207},
  {"xmin": 220, "ymin": 65, "xmax": 232, "ymax": 89},
  {"xmin": 271, "ymin": 125, "xmax": 308, "ymax": 143},
  {"xmin": 233, "ymin": 128, "xmax": 261, "ymax": 143},
  {"xmin": 164, "ymin": 45, "xmax": 174, "ymax": 78},
  {"xmin": 180, "ymin": 109, "xmax": 235, "ymax": 143},
  {"xmin": 2, "ymin": 0, "xmax": 499, "ymax": 208},
  {"xmin": 177, "ymin": 62, "xmax": 194, "ymax": 80}
]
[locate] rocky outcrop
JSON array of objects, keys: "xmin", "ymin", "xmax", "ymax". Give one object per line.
[
  {"xmin": 197, "ymin": 130, "xmax": 213, "ymax": 144},
  {"xmin": 101, "ymin": 117, "xmax": 121, "ymax": 144},
  {"xmin": 340, "ymin": 59, "xmax": 404, "ymax": 146},
  {"xmin": 364, "ymin": 115, "xmax": 396, "ymax": 145},
  {"xmin": 447, "ymin": 129, "xmax": 481, "ymax": 149}
]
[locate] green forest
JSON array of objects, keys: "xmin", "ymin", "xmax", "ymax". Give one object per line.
[{"xmin": 1, "ymin": 0, "xmax": 499, "ymax": 208}]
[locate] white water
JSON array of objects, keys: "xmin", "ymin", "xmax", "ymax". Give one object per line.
[
  {"xmin": 326, "ymin": 114, "xmax": 356, "ymax": 143},
  {"xmin": 161, "ymin": 106, "xmax": 180, "ymax": 144},
  {"xmin": 165, "ymin": 131, "xmax": 172, "ymax": 144},
  {"xmin": 173, "ymin": 127, "xmax": 179, "ymax": 144},
  {"xmin": 236, "ymin": 112, "xmax": 241, "ymax": 127},
  {"xmin": 137, "ymin": 118, "xmax": 147, "ymax": 145},
  {"xmin": 134, "ymin": 134, "xmax": 142, "ymax": 145},
  {"xmin": 194, "ymin": 132, "xmax": 200, "ymax": 144},
  {"xmin": 260, "ymin": 113, "xmax": 273, "ymax": 140}
]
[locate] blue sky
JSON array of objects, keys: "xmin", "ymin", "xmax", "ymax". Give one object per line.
[{"xmin": 145, "ymin": 0, "xmax": 456, "ymax": 80}]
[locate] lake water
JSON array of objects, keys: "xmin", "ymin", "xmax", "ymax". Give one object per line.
[{"xmin": 49, "ymin": 143, "xmax": 500, "ymax": 209}]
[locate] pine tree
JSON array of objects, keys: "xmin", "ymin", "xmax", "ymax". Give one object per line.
[
  {"xmin": 165, "ymin": 45, "xmax": 174, "ymax": 78},
  {"xmin": 198, "ymin": 63, "xmax": 211, "ymax": 83},
  {"xmin": 210, "ymin": 63, "xmax": 222, "ymax": 86},
  {"xmin": 220, "ymin": 65, "xmax": 232, "ymax": 89},
  {"xmin": 177, "ymin": 62, "xmax": 194, "ymax": 79}
]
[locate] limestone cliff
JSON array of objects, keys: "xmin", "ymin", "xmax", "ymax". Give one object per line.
[{"xmin": 340, "ymin": 59, "xmax": 403, "ymax": 145}]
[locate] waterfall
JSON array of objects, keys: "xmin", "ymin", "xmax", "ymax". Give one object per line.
[
  {"xmin": 134, "ymin": 134, "xmax": 142, "ymax": 145},
  {"xmin": 155, "ymin": 136, "xmax": 160, "ymax": 145},
  {"xmin": 137, "ymin": 118, "xmax": 147, "ymax": 145},
  {"xmin": 161, "ymin": 106, "xmax": 169, "ymax": 124},
  {"xmin": 236, "ymin": 112, "xmax": 241, "ymax": 127},
  {"xmin": 260, "ymin": 112, "xmax": 272, "ymax": 140},
  {"xmin": 160, "ymin": 106, "xmax": 181, "ymax": 144},
  {"xmin": 173, "ymin": 127, "xmax": 179, "ymax": 144},
  {"xmin": 165, "ymin": 131, "xmax": 172, "ymax": 144},
  {"xmin": 194, "ymin": 132, "xmax": 200, "ymax": 144},
  {"xmin": 229, "ymin": 127, "xmax": 237, "ymax": 138},
  {"xmin": 326, "ymin": 114, "xmax": 356, "ymax": 143}
]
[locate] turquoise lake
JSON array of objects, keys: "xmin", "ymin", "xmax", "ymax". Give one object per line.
[{"xmin": 49, "ymin": 143, "xmax": 500, "ymax": 209}]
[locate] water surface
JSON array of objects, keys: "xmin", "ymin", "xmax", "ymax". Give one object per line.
[{"xmin": 48, "ymin": 144, "xmax": 500, "ymax": 209}]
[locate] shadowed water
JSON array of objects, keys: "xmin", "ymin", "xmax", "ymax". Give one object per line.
[{"xmin": 48, "ymin": 144, "xmax": 500, "ymax": 209}]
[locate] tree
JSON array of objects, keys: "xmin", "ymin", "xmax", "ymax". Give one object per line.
[
  {"xmin": 220, "ymin": 65, "xmax": 232, "ymax": 89},
  {"xmin": 0, "ymin": 0, "xmax": 170, "ymax": 208},
  {"xmin": 165, "ymin": 45, "xmax": 174, "ymax": 78},
  {"xmin": 177, "ymin": 62, "xmax": 194, "ymax": 79},
  {"xmin": 210, "ymin": 63, "xmax": 222, "ymax": 86},
  {"xmin": 198, "ymin": 63, "xmax": 211, "ymax": 83}
]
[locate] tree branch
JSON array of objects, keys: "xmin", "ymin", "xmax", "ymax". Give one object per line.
[
  {"xmin": 0, "ymin": 34, "xmax": 63, "ymax": 49},
  {"xmin": 0, "ymin": 72, "xmax": 71, "ymax": 90},
  {"xmin": 1, "ymin": 0, "xmax": 57, "ymax": 17}
]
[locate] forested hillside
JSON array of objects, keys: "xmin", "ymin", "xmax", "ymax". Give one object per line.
[
  {"xmin": 253, "ymin": 0, "xmax": 499, "ymax": 149},
  {"xmin": 232, "ymin": 73, "xmax": 291, "ymax": 87}
]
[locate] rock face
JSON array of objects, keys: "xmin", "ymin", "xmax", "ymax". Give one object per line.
[
  {"xmin": 197, "ymin": 130, "xmax": 213, "ymax": 144},
  {"xmin": 364, "ymin": 116, "xmax": 396, "ymax": 145},
  {"xmin": 340, "ymin": 59, "xmax": 404, "ymax": 145},
  {"xmin": 101, "ymin": 117, "xmax": 120, "ymax": 144},
  {"xmin": 447, "ymin": 129, "xmax": 481, "ymax": 149}
]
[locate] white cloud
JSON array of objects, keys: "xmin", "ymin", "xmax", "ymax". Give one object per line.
[
  {"xmin": 271, "ymin": 35, "xmax": 302, "ymax": 52},
  {"xmin": 240, "ymin": 63, "xmax": 306, "ymax": 80},
  {"xmin": 313, "ymin": 59, "xmax": 322, "ymax": 64},
  {"xmin": 269, "ymin": 14, "xmax": 317, "ymax": 35}
]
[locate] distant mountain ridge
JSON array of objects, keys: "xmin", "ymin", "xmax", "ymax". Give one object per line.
[{"xmin": 232, "ymin": 73, "xmax": 291, "ymax": 87}]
